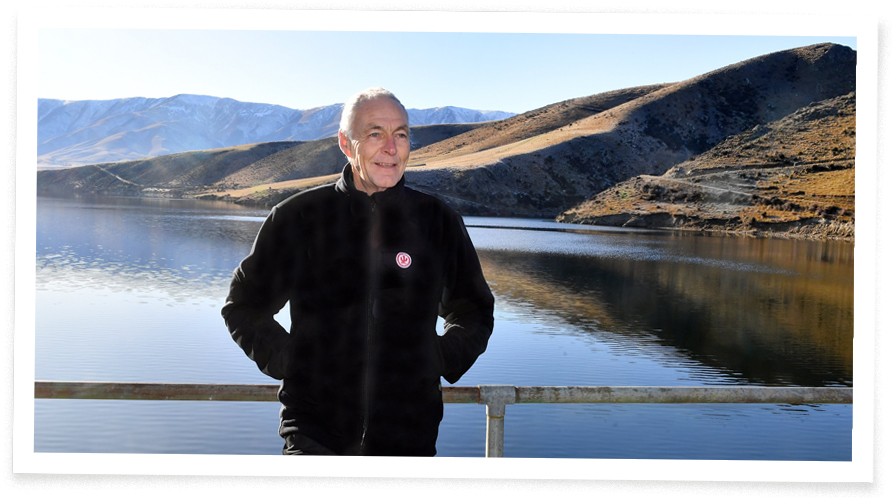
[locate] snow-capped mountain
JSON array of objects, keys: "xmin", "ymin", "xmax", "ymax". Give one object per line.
[
  {"xmin": 406, "ymin": 106, "xmax": 515, "ymax": 126},
  {"xmin": 37, "ymin": 94, "xmax": 516, "ymax": 168}
]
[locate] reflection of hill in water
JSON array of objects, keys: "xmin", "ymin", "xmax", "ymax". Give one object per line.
[{"xmin": 477, "ymin": 236, "xmax": 853, "ymax": 387}]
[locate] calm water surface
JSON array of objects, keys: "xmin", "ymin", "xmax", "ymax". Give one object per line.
[{"xmin": 34, "ymin": 195, "xmax": 853, "ymax": 459}]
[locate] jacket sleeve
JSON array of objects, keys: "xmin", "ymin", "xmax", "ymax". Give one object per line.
[
  {"xmin": 221, "ymin": 206, "xmax": 293, "ymax": 380},
  {"xmin": 437, "ymin": 214, "xmax": 495, "ymax": 384}
]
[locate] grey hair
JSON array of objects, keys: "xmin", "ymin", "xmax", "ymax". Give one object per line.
[{"xmin": 338, "ymin": 87, "xmax": 408, "ymax": 140}]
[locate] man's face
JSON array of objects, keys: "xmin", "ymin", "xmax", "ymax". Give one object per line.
[{"xmin": 339, "ymin": 98, "xmax": 411, "ymax": 196}]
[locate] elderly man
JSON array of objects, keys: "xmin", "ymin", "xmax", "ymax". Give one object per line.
[{"xmin": 222, "ymin": 87, "xmax": 495, "ymax": 456}]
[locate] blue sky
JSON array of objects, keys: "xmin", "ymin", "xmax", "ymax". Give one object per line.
[{"xmin": 38, "ymin": 29, "xmax": 857, "ymax": 115}]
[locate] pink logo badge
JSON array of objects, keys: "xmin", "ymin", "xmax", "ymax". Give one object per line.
[{"xmin": 396, "ymin": 252, "xmax": 412, "ymax": 269}]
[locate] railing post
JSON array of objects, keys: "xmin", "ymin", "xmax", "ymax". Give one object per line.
[{"xmin": 478, "ymin": 385, "xmax": 517, "ymax": 458}]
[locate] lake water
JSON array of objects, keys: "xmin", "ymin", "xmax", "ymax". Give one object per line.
[{"xmin": 33, "ymin": 195, "xmax": 853, "ymax": 460}]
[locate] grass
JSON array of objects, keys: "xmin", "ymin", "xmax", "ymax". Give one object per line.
[{"xmin": 213, "ymin": 173, "xmax": 340, "ymax": 198}]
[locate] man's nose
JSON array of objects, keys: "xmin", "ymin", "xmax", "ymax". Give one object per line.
[{"xmin": 383, "ymin": 135, "xmax": 396, "ymax": 154}]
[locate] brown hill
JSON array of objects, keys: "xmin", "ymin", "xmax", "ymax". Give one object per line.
[
  {"xmin": 36, "ymin": 141, "xmax": 303, "ymax": 197},
  {"xmin": 408, "ymin": 122, "xmax": 489, "ymax": 152},
  {"xmin": 402, "ymin": 43, "xmax": 856, "ymax": 217},
  {"xmin": 409, "ymin": 84, "xmax": 669, "ymax": 161},
  {"xmin": 557, "ymin": 92, "xmax": 856, "ymax": 240},
  {"xmin": 35, "ymin": 122, "xmax": 485, "ymax": 198}
]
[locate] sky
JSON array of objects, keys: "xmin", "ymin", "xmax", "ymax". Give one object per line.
[{"xmin": 38, "ymin": 28, "xmax": 857, "ymax": 115}]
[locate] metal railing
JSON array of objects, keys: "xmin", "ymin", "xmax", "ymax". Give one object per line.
[{"xmin": 34, "ymin": 381, "xmax": 853, "ymax": 457}]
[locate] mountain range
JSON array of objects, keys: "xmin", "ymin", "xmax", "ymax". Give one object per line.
[
  {"xmin": 37, "ymin": 95, "xmax": 515, "ymax": 168},
  {"xmin": 36, "ymin": 43, "xmax": 857, "ymax": 240}
]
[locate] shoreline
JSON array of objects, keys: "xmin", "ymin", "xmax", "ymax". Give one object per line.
[{"xmin": 38, "ymin": 190, "xmax": 855, "ymax": 243}]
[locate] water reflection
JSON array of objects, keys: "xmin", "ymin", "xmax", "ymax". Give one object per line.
[
  {"xmin": 36, "ymin": 199, "xmax": 853, "ymax": 388},
  {"xmin": 36, "ymin": 195, "xmax": 265, "ymax": 301},
  {"xmin": 471, "ymin": 224, "xmax": 852, "ymax": 387}
]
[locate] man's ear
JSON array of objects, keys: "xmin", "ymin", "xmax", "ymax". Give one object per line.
[{"xmin": 338, "ymin": 131, "xmax": 353, "ymax": 159}]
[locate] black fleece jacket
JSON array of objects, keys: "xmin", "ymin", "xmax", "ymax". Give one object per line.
[{"xmin": 222, "ymin": 165, "xmax": 494, "ymax": 456}]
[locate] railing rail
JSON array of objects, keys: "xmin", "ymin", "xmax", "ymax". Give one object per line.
[{"xmin": 34, "ymin": 381, "xmax": 853, "ymax": 457}]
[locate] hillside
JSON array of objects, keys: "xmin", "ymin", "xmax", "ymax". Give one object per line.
[
  {"xmin": 409, "ymin": 84, "xmax": 669, "ymax": 161},
  {"xmin": 557, "ymin": 92, "xmax": 856, "ymax": 240},
  {"xmin": 36, "ymin": 122, "xmax": 487, "ymax": 198},
  {"xmin": 401, "ymin": 43, "xmax": 856, "ymax": 217},
  {"xmin": 36, "ymin": 141, "xmax": 301, "ymax": 197}
]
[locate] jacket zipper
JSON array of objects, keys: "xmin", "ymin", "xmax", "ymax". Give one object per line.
[{"xmin": 360, "ymin": 196, "xmax": 378, "ymax": 452}]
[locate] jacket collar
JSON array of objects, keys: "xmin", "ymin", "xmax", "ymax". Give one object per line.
[{"xmin": 336, "ymin": 163, "xmax": 406, "ymax": 204}]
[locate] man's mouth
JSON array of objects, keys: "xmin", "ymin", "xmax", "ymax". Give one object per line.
[{"xmin": 375, "ymin": 162, "xmax": 397, "ymax": 168}]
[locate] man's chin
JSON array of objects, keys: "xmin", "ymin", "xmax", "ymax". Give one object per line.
[
  {"xmin": 378, "ymin": 179, "xmax": 400, "ymax": 190},
  {"xmin": 358, "ymin": 176, "xmax": 401, "ymax": 194},
  {"xmin": 373, "ymin": 172, "xmax": 404, "ymax": 189}
]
